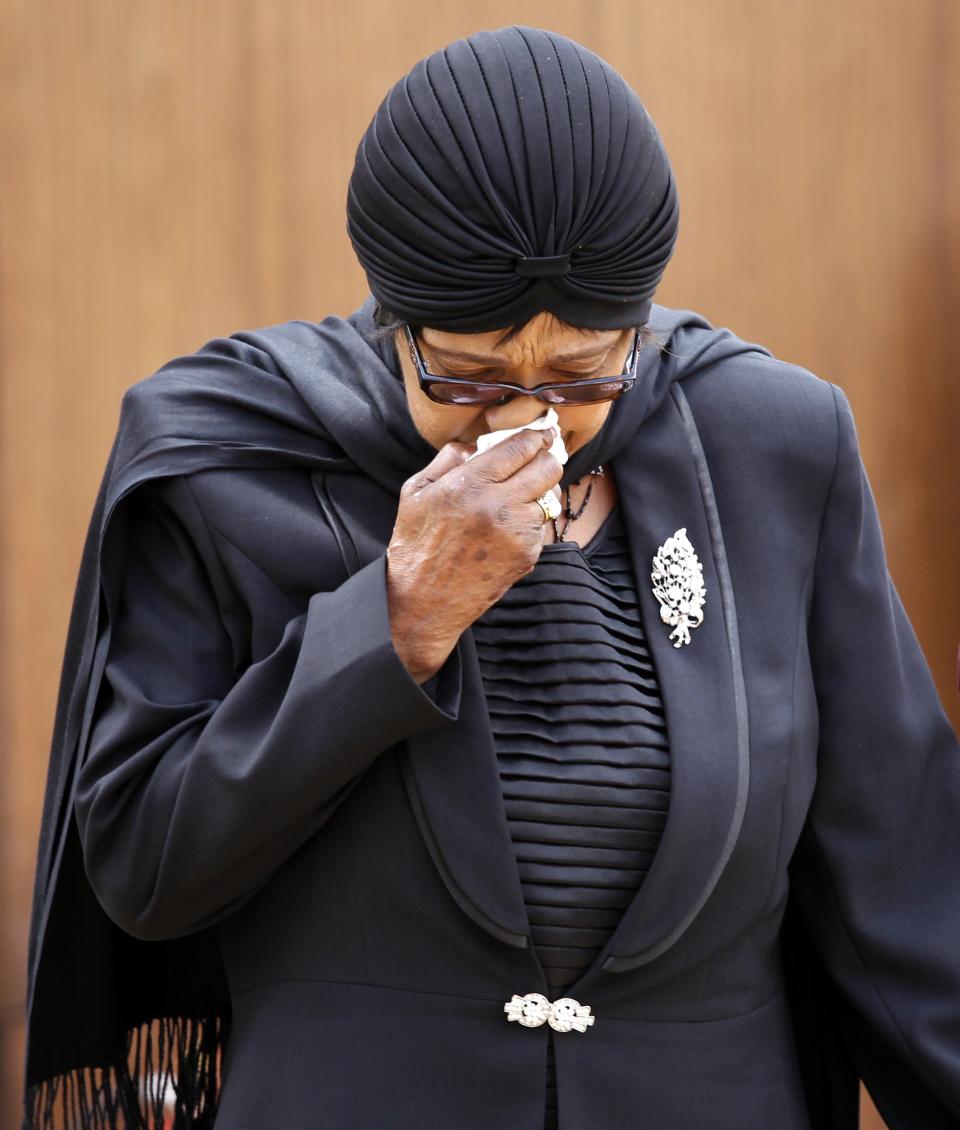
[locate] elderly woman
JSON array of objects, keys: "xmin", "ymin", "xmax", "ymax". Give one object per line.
[{"xmin": 22, "ymin": 25, "xmax": 960, "ymax": 1130}]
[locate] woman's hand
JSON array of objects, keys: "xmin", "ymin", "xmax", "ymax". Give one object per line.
[{"xmin": 386, "ymin": 427, "xmax": 563, "ymax": 682}]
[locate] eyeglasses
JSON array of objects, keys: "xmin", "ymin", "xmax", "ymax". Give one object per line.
[{"xmin": 403, "ymin": 324, "xmax": 641, "ymax": 407}]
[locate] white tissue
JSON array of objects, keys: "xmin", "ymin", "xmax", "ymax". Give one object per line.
[{"xmin": 467, "ymin": 407, "xmax": 568, "ymax": 465}]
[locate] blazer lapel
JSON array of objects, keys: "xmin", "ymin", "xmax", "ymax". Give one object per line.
[
  {"xmin": 598, "ymin": 386, "xmax": 750, "ymax": 973},
  {"xmin": 399, "ymin": 632, "xmax": 533, "ymax": 948},
  {"xmin": 314, "ymin": 470, "xmax": 532, "ymax": 950}
]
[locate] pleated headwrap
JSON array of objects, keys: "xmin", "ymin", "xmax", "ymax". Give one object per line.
[{"xmin": 347, "ymin": 26, "xmax": 680, "ymax": 333}]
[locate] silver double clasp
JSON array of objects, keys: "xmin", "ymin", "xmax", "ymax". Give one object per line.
[{"xmin": 503, "ymin": 993, "xmax": 595, "ymax": 1033}]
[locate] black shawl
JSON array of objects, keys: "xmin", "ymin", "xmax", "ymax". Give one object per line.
[{"xmin": 24, "ymin": 298, "xmax": 727, "ymax": 1127}]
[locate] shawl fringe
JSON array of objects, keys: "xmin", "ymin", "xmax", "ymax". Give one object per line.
[{"xmin": 23, "ymin": 1014, "xmax": 227, "ymax": 1130}]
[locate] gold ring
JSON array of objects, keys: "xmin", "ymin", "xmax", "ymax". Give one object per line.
[{"xmin": 535, "ymin": 492, "xmax": 562, "ymax": 522}]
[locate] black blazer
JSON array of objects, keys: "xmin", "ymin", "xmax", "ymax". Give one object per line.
[{"xmin": 39, "ymin": 308, "xmax": 960, "ymax": 1129}]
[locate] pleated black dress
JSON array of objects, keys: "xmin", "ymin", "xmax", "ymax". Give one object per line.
[{"xmin": 472, "ymin": 502, "xmax": 671, "ymax": 1130}]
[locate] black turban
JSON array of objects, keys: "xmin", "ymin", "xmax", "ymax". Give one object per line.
[{"xmin": 346, "ymin": 25, "xmax": 679, "ymax": 333}]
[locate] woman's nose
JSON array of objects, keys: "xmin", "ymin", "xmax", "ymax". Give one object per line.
[{"xmin": 482, "ymin": 393, "xmax": 553, "ymax": 433}]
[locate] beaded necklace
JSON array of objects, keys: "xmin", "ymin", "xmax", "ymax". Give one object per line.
[{"xmin": 551, "ymin": 465, "xmax": 606, "ymax": 542}]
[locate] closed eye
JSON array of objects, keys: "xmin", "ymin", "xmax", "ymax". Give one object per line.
[
  {"xmin": 439, "ymin": 367, "xmax": 503, "ymax": 381},
  {"xmin": 554, "ymin": 368, "xmax": 601, "ymax": 379},
  {"xmin": 442, "ymin": 366, "xmax": 601, "ymax": 382}
]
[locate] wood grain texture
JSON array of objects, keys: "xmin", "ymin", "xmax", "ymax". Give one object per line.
[{"xmin": 1, "ymin": 3, "xmax": 956, "ymax": 1126}]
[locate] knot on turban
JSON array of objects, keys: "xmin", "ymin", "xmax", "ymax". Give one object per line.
[
  {"xmin": 514, "ymin": 254, "xmax": 572, "ymax": 279},
  {"xmin": 347, "ymin": 26, "xmax": 679, "ymax": 333}
]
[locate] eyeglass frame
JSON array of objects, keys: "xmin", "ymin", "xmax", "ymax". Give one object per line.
[{"xmin": 402, "ymin": 323, "xmax": 641, "ymax": 407}]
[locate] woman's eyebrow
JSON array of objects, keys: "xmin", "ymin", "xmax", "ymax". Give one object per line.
[{"xmin": 427, "ymin": 342, "xmax": 613, "ymax": 365}]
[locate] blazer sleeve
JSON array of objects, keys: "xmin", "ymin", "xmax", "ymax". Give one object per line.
[
  {"xmin": 789, "ymin": 384, "xmax": 960, "ymax": 1124},
  {"xmin": 74, "ymin": 473, "xmax": 463, "ymax": 943}
]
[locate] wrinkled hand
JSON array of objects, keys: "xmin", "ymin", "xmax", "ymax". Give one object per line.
[{"xmin": 386, "ymin": 426, "xmax": 563, "ymax": 683}]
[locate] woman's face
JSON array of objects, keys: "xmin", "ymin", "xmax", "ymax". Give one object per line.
[{"xmin": 395, "ymin": 312, "xmax": 633, "ymax": 457}]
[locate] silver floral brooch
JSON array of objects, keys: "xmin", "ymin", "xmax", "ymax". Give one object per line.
[{"xmin": 651, "ymin": 528, "xmax": 706, "ymax": 648}]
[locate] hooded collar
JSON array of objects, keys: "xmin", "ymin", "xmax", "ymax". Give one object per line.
[{"xmin": 232, "ymin": 296, "xmax": 709, "ymax": 492}]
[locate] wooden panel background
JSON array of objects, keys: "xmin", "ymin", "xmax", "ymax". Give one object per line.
[{"xmin": 1, "ymin": 2, "xmax": 957, "ymax": 1126}]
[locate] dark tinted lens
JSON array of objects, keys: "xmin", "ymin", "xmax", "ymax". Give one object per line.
[
  {"xmin": 426, "ymin": 382, "xmax": 509, "ymax": 406},
  {"xmin": 542, "ymin": 379, "xmax": 632, "ymax": 405}
]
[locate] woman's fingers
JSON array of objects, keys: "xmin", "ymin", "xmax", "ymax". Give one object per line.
[
  {"xmin": 402, "ymin": 427, "xmax": 562, "ymax": 512},
  {"xmin": 500, "ymin": 448, "xmax": 564, "ymax": 506},
  {"xmin": 466, "ymin": 426, "xmax": 558, "ymax": 484},
  {"xmin": 403, "ymin": 441, "xmax": 473, "ymax": 495},
  {"xmin": 388, "ymin": 424, "xmax": 569, "ymax": 661}
]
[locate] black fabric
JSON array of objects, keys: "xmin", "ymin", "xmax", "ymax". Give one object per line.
[
  {"xmin": 21, "ymin": 298, "xmax": 701, "ymax": 1127},
  {"xmin": 347, "ymin": 26, "xmax": 679, "ymax": 333},
  {"xmin": 474, "ymin": 506, "xmax": 670, "ymax": 1130}
]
